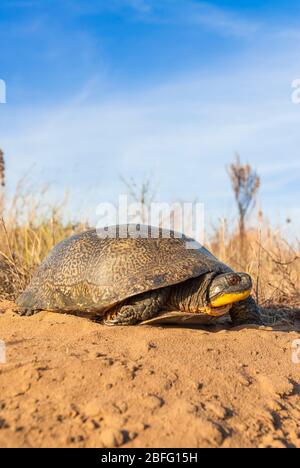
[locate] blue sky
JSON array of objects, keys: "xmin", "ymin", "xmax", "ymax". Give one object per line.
[{"xmin": 0, "ymin": 0, "xmax": 300, "ymax": 234}]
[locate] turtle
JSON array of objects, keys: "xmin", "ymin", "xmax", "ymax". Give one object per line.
[{"xmin": 16, "ymin": 224, "xmax": 263, "ymax": 326}]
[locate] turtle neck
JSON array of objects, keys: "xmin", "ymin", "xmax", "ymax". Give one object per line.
[{"xmin": 167, "ymin": 272, "xmax": 218, "ymax": 313}]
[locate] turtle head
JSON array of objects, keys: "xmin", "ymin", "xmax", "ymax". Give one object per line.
[{"xmin": 208, "ymin": 272, "xmax": 252, "ymax": 308}]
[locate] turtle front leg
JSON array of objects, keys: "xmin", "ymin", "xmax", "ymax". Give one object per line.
[
  {"xmin": 103, "ymin": 288, "xmax": 170, "ymax": 326},
  {"xmin": 230, "ymin": 296, "xmax": 263, "ymax": 326}
]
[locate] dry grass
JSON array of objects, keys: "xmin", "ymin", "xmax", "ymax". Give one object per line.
[
  {"xmin": 0, "ymin": 179, "xmax": 88, "ymax": 300},
  {"xmin": 0, "ymin": 174, "xmax": 299, "ymax": 310}
]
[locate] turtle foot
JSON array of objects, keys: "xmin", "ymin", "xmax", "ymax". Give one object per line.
[
  {"xmin": 230, "ymin": 296, "xmax": 263, "ymax": 327},
  {"xmin": 17, "ymin": 308, "xmax": 41, "ymax": 317}
]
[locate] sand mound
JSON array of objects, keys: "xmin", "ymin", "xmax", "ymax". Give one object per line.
[{"xmin": 0, "ymin": 301, "xmax": 299, "ymax": 448}]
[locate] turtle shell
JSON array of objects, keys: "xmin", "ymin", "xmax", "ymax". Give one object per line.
[{"xmin": 17, "ymin": 225, "xmax": 231, "ymax": 313}]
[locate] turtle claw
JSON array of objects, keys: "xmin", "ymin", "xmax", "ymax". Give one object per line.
[
  {"xmin": 103, "ymin": 316, "xmax": 135, "ymax": 326},
  {"xmin": 102, "ymin": 318, "xmax": 120, "ymax": 326}
]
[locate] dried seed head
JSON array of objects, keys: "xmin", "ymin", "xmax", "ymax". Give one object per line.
[{"xmin": 0, "ymin": 149, "xmax": 5, "ymax": 188}]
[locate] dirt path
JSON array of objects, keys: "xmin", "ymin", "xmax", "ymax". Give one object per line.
[{"xmin": 0, "ymin": 301, "xmax": 299, "ymax": 448}]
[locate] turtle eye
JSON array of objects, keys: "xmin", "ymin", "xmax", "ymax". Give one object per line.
[{"xmin": 228, "ymin": 275, "xmax": 241, "ymax": 286}]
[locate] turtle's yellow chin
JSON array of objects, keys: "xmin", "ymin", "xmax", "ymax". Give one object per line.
[{"xmin": 210, "ymin": 290, "xmax": 251, "ymax": 308}]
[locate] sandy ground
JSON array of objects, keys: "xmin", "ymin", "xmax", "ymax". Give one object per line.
[{"xmin": 0, "ymin": 300, "xmax": 299, "ymax": 449}]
